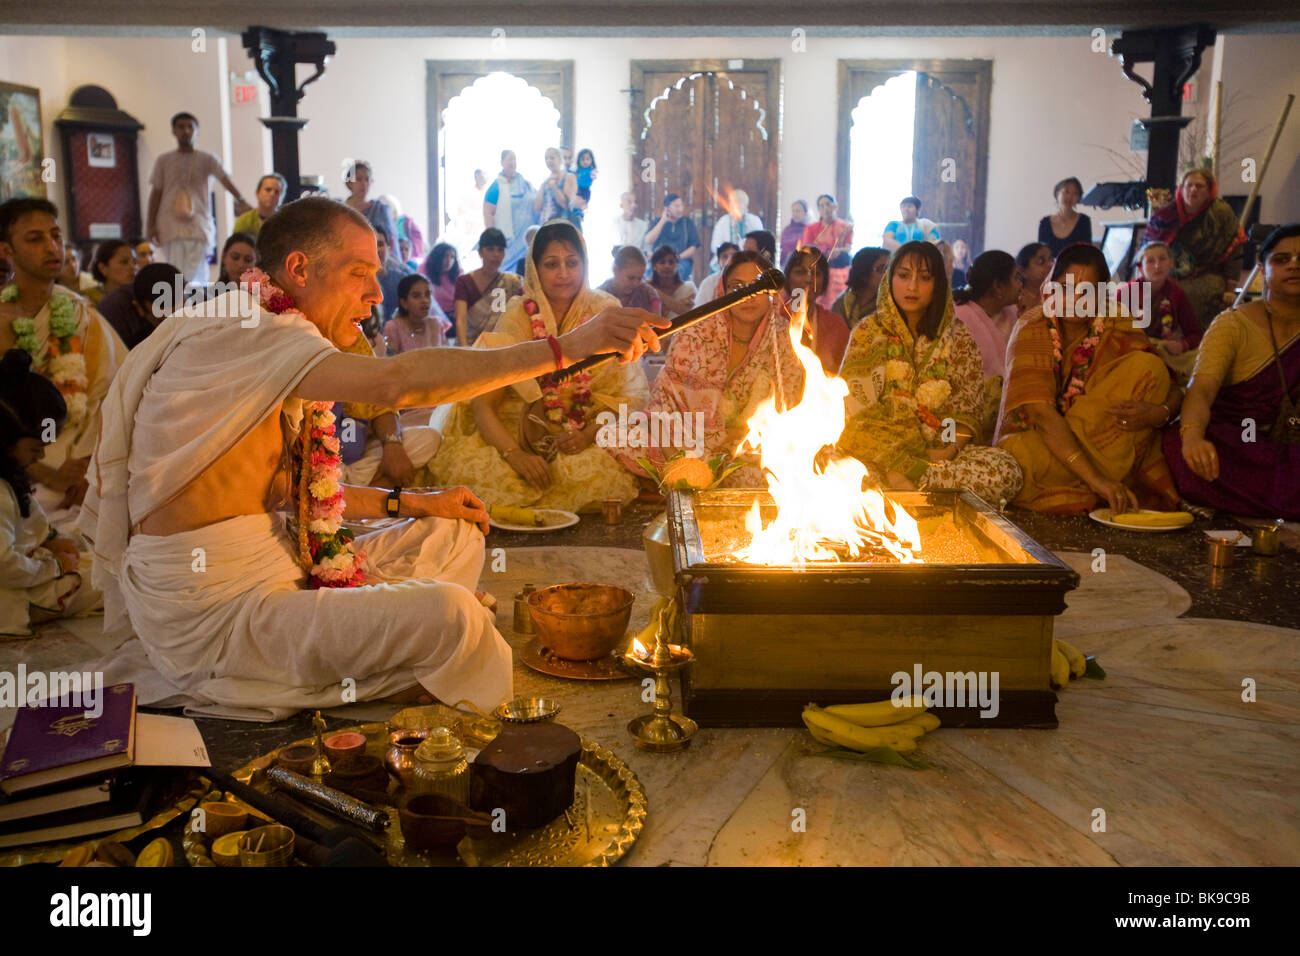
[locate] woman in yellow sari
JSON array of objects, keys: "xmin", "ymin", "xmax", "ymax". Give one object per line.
[
  {"xmin": 430, "ymin": 220, "xmax": 651, "ymax": 512},
  {"xmin": 996, "ymin": 243, "xmax": 1183, "ymax": 514}
]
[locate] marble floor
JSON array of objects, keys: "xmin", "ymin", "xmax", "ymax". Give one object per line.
[{"xmin": 4, "ymin": 505, "xmax": 1298, "ymax": 866}]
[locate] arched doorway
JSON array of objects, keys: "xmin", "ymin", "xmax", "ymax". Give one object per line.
[
  {"xmin": 848, "ymin": 72, "xmax": 917, "ymax": 250},
  {"xmin": 630, "ymin": 60, "xmax": 781, "ymax": 283},
  {"xmin": 838, "ymin": 60, "xmax": 991, "ymax": 255},
  {"xmin": 426, "ymin": 59, "xmax": 574, "ymax": 263},
  {"xmin": 440, "ymin": 73, "xmax": 562, "ymax": 264}
]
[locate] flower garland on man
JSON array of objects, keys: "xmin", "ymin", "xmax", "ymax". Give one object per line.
[
  {"xmin": 0, "ymin": 198, "xmax": 125, "ymax": 509},
  {"xmin": 242, "ymin": 266, "xmax": 366, "ymax": 588}
]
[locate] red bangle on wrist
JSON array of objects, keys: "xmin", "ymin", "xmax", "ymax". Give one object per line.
[{"xmin": 545, "ymin": 335, "xmax": 565, "ymax": 371}]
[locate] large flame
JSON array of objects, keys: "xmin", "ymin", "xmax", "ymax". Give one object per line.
[{"xmin": 735, "ymin": 297, "xmax": 922, "ymax": 564}]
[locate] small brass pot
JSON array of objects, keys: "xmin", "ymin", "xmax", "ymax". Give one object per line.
[
  {"xmin": 385, "ymin": 728, "xmax": 432, "ymax": 788},
  {"xmin": 1205, "ymin": 535, "xmax": 1236, "ymax": 568}
]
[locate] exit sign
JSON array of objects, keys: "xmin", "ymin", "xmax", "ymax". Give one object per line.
[{"xmin": 230, "ymin": 71, "xmax": 258, "ymax": 105}]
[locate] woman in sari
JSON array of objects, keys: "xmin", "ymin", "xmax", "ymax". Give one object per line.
[
  {"xmin": 839, "ymin": 241, "xmax": 1023, "ymax": 505},
  {"xmin": 616, "ymin": 251, "xmax": 804, "ymax": 487},
  {"xmin": 832, "ymin": 247, "xmax": 889, "ymax": 331},
  {"xmin": 952, "ymin": 250, "xmax": 1023, "ymax": 437},
  {"xmin": 482, "ymin": 150, "xmax": 536, "ymax": 273},
  {"xmin": 1165, "ymin": 224, "xmax": 1300, "ymax": 518},
  {"xmin": 800, "ymin": 194, "xmax": 854, "ymax": 309},
  {"xmin": 996, "ymin": 243, "xmax": 1183, "ymax": 515},
  {"xmin": 430, "ymin": 220, "xmax": 652, "ymax": 512},
  {"xmin": 780, "ymin": 200, "xmax": 809, "ymax": 267},
  {"xmin": 784, "ymin": 246, "xmax": 849, "ymax": 374},
  {"xmin": 452, "ymin": 228, "xmax": 523, "ymax": 346},
  {"xmin": 342, "ymin": 162, "xmax": 398, "ymax": 253},
  {"xmin": 648, "ymin": 245, "xmax": 696, "ymax": 319},
  {"xmin": 1015, "ymin": 242, "xmax": 1052, "ymax": 316},
  {"xmin": 1143, "ymin": 168, "xmax": 1245, "ymax": 328}
]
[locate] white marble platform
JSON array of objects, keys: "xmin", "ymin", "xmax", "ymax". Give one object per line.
[{"xmin": 480, "ymin": 547, "xmax": 1300, "ymax": 866}]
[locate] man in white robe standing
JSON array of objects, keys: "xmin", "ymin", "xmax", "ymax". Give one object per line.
[{"xmin": 79, "ymin": 197, "xmax": 663, "ymax": 718}]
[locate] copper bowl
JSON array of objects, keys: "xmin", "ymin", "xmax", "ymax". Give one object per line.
[
  {"xmin": 275, "ymin": 743, "xmax": 319, "ymax": 775},
  {"xmin": 527, "ymin": 583, "xmax": 635, "ymax": 661}
]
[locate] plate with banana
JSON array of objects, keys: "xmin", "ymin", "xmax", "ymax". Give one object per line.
[
  {"xmin": 1088, "ymin": 508, "xmax": 1195, "ymax": 532},
  {"xmin": 488, "ymin": 505, "xmax": 580, "ymax": 533}
]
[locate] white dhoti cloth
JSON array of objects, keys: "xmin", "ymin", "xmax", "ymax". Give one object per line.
[
  {"xmin": 340, "ymin": 425, "xmax": 443, "ymax": 486},
  {"xmin": 79, "ymin": 288, "xmax": 513, "ymax": 719},
  {"xmin": 118, "ymin": 512, "xmax": 510, "ymax": 714}
]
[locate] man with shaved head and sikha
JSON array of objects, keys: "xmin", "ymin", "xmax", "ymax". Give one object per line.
[{"xmin": 80, "ymin": 197, "xmax": 665, "ymax": 717}]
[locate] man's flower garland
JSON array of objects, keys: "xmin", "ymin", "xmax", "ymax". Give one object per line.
[
  {"xmin": 241, "ymin": 267, "xmax": 366, "ymax": 588},
  {"xmin": 2, "ymin": 285, "xmax": 89, "ymax": 425},
  {"xmin": 883, "ymin": 333, "xmax": 952, "ymax": 440},
  {"xmin": 524, "ymin": 298, "xmax": 592, "ymax": 428}
]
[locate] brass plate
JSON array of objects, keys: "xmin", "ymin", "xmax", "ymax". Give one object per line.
[
  {"xmin": 224, "ymin": 710, "xmax": 647, "ymax": 867},
  {"xmin": 521, "ymin": 637, "xmax": 633, "ymax": 681}
]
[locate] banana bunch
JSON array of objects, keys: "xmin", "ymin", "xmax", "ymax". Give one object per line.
[
  {"xmin": 802, "ymin": 696, "xmax": 940, "ymax": 754},
  {"xmin": 1109, "ymin": 510, "xmax": 1193, "ymax": 528},
  {"xmin": 1051, "ymin": 637, "xmax": 1087, "ymax": 689}
]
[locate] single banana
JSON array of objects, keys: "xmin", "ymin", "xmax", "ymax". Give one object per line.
[
  {"xmin": 1110, "ymin": 510, "xmax": 1193, "ymax": 528},
  {"xmin": 1055, "ymin": 637, "xmax": 1087, "ymax": 679},
  {"xmin": 1050, "ymin": 641, "xmax": 1070, "ymax": 690},
  {"xmin": 489, "ymin": 504, "xmax": 544, "ymax": 526},
  {"xmin": 898, "ymin": 712, "xmax": 941, "ymax": 733},
  {"xmin": 822, "ymin": 694, "xmax": 927, "ymax": 726},
  {"xmin": 803, "ymin": 705, "xmax": 918, "ymax": 751}
]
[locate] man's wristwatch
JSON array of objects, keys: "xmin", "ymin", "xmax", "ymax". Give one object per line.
[
  {"xmin": 381, "ymin": 421, "xmax": 404, "ymax": 445},
  {"xmin": 385, "ymin": 487, "xmax": 402, "ymax": 518}
]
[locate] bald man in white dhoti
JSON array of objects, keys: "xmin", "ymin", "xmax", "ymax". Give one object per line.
[{"xmin": 78, "ymin": 197, "xmax": 663, "ymax": 717}]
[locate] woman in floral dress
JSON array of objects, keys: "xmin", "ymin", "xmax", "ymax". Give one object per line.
[
  {"xmin": 615, "ymin": 250, "xmax": 806, "ymax": 487},
  {"xmin": 838, "ymin": 241, "xmax": 1023, "ymax": 506}
]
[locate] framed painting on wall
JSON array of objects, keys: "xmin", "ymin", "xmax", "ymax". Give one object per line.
[{"xmin": 0, "ymin": 82, "xmax": 46, "ymax": 201}]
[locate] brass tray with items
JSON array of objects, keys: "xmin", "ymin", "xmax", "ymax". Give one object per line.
[{"xmin": 198, "ymin": 705, "xmax": 646, "ymax": 867}]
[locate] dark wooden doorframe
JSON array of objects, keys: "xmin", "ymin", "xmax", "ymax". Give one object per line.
[
  {"xmin": 425, "ymin": 59, "xmax": 574, "ymax": 242},
  {"xmin": 629, "ymin": 58, "xmax": 782, "ymax": 275},
  {"xmin": 836, "ymin": 58, "xmax": 992, "ymax": 252}
]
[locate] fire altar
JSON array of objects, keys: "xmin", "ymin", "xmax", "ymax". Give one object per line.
[{"xmin": 664, "ymin": 488, "xmax": 1080, "ymax": 728}]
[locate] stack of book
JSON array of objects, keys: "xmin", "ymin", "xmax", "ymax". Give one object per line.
[{"xmin": 0, "ymin": 683, "xmax": 164, "ymax": 848}]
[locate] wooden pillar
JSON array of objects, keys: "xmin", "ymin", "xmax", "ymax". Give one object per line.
[
  {"xmin": 241, "ymin": 25, "xmax": 336, "ymax": 202},
  {"xmin": 1110, "ymin": 25, "xmax": 1216, "ymax": 191}
]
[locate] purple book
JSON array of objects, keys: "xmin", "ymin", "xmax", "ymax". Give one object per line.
[{"xmin": 0, "ymin": 684, "xmax": 137, "ymax": 796}]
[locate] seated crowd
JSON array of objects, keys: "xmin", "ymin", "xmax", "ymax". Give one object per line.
[{"xmin": 1, "ymin": 114, "xmax": 1296, "ymax": 712}]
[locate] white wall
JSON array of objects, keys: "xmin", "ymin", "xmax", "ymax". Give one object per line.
[
  {"xmin": 0, "ymin": 34, "xmax": 270, "ymax": 278},
  {"xmin": 1214, "ymin": 33, "xmax": 1300, "ymax": 226},
  {"xmin": 286, "ymin": 33, "xmax": 1237, "ymax": 257},
  {"xmin": 5, "ymin": 30, "xmax": 1297, "ymax": 278}
]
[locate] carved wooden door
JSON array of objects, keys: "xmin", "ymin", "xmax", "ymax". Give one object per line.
[{"xmin": 630, "ymin": 60, "xmax": 781, "ymax": 282}]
